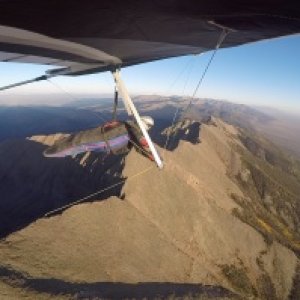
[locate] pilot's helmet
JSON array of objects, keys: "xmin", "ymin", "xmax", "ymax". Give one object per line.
[{"xmin": 141, "ymin": 116, "xmax": 154, "ymax": 130}]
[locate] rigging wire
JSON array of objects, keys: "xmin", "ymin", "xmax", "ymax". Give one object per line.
[
  {"xmin": 44, "ymin": 165, "xmax": 154, "ymax": 217},
  {"xmin": 162, "ymin": 56, "xmax": 198, "ymax": 153},
  {"xmin": 185, "ymin": 29, "xmax": 228, "ymax": 112},
  {"xmin": 44, "ymin": 57, "xmax": 199, "ymax": 217},
  {"xmin": 163, "ymin": 56, "xmax": 196, "ymax": 95},
  {"xmin": 43, "ymin": 75, "xmax": 167, "ymax": 218},
  {"xmin": 46, "ymin": 78, "xmax": 108, "ymax": 123},
  {"xmin": 44, "ymin": 30, "xmax": 228, "ymax": 218},
  {"xmin": 162, "ymin": 29, "xmax": 229, "ymax": 155},
  {"xmin": 44, "ymin": 137, "xmax": 155, "ymax": 217}
]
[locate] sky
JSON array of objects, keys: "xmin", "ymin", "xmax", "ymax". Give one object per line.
[{"xmin": 0, "ymin": 34, "xmax": 299, "ymax": 112}]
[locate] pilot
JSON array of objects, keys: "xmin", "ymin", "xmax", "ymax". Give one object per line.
[{"xmin": 43, "ymin": 116, "xmax": 155, "ymax": 161}]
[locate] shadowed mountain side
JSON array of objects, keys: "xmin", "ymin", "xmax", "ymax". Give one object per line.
[
  {"xmin": 0, "ymin": 118, "xmax": 205, "ymax": 238},
  {"xmin": 0, "ymin": 137, "xmax": 126, "ymax": 238},
  {"xmin": 149, "ymin": 119, "xmax": 201, "ymax": 151},
  {"xmin": 159, "ymin": 120, "xmax": 201, "ymax": 151},
  {"xmin": 0, "ymin": 106, "xmax": 108, "ymax": 142},
  {"xmin": 0, "ymin": 266, "xmax": 239, "ymax": 300},
  {"xmin": 141, "ymin": 103, "xmax": 213, "ymax": 151},
  {"xmin": 1, "ymin": 119, "xmax": 298, "ymax": 299}
]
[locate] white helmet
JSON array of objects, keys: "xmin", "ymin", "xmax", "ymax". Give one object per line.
[{"xmin": 141, "ymin": 116, "xmax": 154, "ymax": 130}]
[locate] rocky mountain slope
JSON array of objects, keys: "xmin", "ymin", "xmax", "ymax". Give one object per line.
[{"xmin": 0, "ymin": 117, "xmax": 299, "ymax": 299}]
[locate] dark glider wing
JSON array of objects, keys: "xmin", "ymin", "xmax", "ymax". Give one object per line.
[{"xmin": 0, "ymin": 0, "xmax": 299, "ymax": 75}]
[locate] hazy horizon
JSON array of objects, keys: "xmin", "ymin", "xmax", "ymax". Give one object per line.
[{"xmin": 1, "ymin": 92, "xmax": 300, "ymax": 118}]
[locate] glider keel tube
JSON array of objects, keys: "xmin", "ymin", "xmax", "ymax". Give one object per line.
[{"xmin": 112, "ymin": 69, "xmax": 163, "ymax": 169}]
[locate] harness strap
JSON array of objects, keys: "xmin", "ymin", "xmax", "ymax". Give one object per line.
[
  {"xmin": 113, "ymin": 87, "xmax": 118, "ymax": 120},
  {"xmin": 101, "ymin": 125, "xmax": 114, "ymax": 154},
  {"xmin": 101, "ymin": 121, "xmax": 128, "ymax": 155}
]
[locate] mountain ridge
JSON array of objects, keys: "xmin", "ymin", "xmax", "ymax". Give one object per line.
[{"xmin": 1, "ymin": 117, "xmax": 299, "ymax": 299}]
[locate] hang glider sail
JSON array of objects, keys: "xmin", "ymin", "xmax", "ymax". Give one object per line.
[
  {"xmin": 0, "ymin": 0, "xmax": 300, "ymax": 168},
  {"xmin": 0, "ymin": 1, "xmax": 300, "ymax": 75}
]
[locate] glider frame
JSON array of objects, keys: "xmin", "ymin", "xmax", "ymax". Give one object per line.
[{"xmin": 112, "ymin": 69, "xmax": 163, "ymax": 169}]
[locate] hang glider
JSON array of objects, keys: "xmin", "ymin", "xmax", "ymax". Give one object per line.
[
  {"xmin": 1, "ymin": 1, "xmax": 300, "ymax": 75},
  {"xmin": 0, "ymin": 0, "xmax": 300, "ymax": 168}
]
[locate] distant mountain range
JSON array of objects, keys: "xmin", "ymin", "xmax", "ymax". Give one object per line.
[{"xmin": 1, "ymin": 96, "xmax": 299, "ymax": 157}]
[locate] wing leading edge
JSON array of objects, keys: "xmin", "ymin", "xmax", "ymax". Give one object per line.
[{"xmin": 0, "ymin": 0, "xmax": 299, "ymax": 75}]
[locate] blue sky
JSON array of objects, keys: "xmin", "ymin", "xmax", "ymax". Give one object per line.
[{"xmin": 0, "ymin": 34, "xmax": 299, "ymax": 112}]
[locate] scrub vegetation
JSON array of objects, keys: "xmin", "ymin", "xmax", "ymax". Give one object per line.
[{"xmin": 230, "ymin": 130, "xmax": 300, "ymax": 256}]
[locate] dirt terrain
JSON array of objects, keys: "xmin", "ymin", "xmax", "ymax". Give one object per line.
[{"xmin": 0, "ymin": 117, "xmax": 299, "ymax": 299}]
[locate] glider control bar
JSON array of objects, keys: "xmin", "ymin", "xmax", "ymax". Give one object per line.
[{"xmin": 112, "ymin": 69, "xmax": 164, "ymax": 169}]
